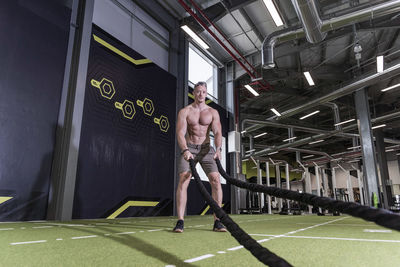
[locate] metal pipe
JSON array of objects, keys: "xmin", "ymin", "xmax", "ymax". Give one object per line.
[
  {"xmin": 278, "ymin": 61, "xmax": 400, "ymax": 119},
  {"xmin": 291, "ymin": 0, "xmax": 326, "ymax": 43},
  {"xmin": 262, "ymin": 0, "xmax": 400, "ymax": 68},
  {"xmin": 241, "ymin": 118, "xmax": 357, "ymax": 138},
  {"xmin": 282, "ymin": 147, "xmax": 333, "ymax": 159},
  {"xmin": 246, "ymin": 111, "xmax": 400, "ymax": 157}
]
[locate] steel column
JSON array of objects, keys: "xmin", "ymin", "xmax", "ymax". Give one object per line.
[
  {"xmin": 375, "ymin": 129, "xmax": 393, "ymax": 208},
  {"xmin": 257, "ymin": 160, "xmax": 264, "ymax": 211},
  {"xmin": 354, "ymin": 88, "xmax": 380, "ymax": 206},
  {"xmin": 275, "ymin": 164, "xmax": 282, "ymax": 212},
  {"xmin": 356, "ymin": 168, "xmax": 365, "ymax": 205},
  {"xmin": 285, "ymin": 163, "xmax": 291, "ymax": 212},
  {"xmin": 315, "ymin": 165, "xmax": 322, "ymax": 213},
  {"xmin": 266, "ymin": 161, "xmax": 272, "ymax": 214}
]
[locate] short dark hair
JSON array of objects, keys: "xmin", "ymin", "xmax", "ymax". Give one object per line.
[{"xmin": 194, "ymin": 81, "xmax": 207, "ymax": 89}]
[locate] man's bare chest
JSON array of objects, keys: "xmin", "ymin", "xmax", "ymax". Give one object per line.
[{"xmin": 187, "ymin": 110, "xmax": 212, "ymax": 127}]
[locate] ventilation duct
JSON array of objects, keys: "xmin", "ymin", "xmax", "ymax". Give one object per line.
[
  {"xmin": 291, "ymin": 0, "xmax": 326, "ymax": 43},
  {"xmin": 262, "ymin": 0, "xmax": 400, "ymax": 68}
]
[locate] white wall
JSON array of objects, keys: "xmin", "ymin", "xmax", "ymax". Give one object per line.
[{"xmin": 93, "ymin": 0, "xmax": 169, "ymax": 70}]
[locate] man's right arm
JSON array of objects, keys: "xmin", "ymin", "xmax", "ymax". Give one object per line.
[{"xmin": 176, "ymin": 108, "xmax": 188, "ymax": 152}]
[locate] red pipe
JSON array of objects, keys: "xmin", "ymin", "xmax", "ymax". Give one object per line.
[
  {"xmin": 178, "ymin": 0, "xmax": 257, "ymax": 79},
  {"xmin": 188, "ymin": 0, "xmax": 259, "ymax": 76}
]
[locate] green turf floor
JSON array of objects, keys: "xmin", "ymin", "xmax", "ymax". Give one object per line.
[{"xmin": 1, "ymin": 214, "xmax": 399, "ymax": 266}]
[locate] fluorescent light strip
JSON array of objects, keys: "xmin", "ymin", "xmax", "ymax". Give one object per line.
[
  {"xmin": 347, "ymin": 146, "xmax": 361, "ymax": 150},
  {"xmin": 309, "ymin": 139, "xmax": 324, "ymax": 145},
  {"xmin": 283, "ymin": 137, "xmax": 297, "ymax": 142},
  {"xmin": 381, "ymin": 83, "xmax": 400, "ymax": 92},
  {"xmin": 244, "ymin": 85, "xmax": 259, "ymax": 96},
  {"xmin": 372, "ymin": 124, "xmax": 386, "ymax": 130},
  {"xmin": 271, "ymin": 108, "xmax": 281, "ymax": 116},
  {"xmin": 303, "ymin": 71, "xmax": 315, "ymax": 86},
  {"xmin": 262, "ymin": 0, "xmax": 283, "ymax": 27},
  {"xmin": 268, "ymin": 151, "xmax": 278, "ymax": 155},
  {"xmin": 241, "ymin": 130, "xmax": 246, "ymax": 134},
  {"xmin": 303, "ymin": 155, "xmax": 315, "ymax": 159},
  {"xmin": 254, "ymin": 132, "xmax": 267, "ymax": 138},
  {"xmin": 386, "ymin": 149, "xmax": 395, "ymax": 152},
  {"xmin": 377, "ymin": 55, "xmax": 384, "ymax": 73},
  {"xmin": 300, "ymin": 110, "xmax": 320, "ymax": 120},
  {"xmin": 181, "ymin": 25, "xmax": 209, "ymax": 50},
  {"xmin": 334, "ymin": 118, "xmax": 355, "ymax": 126}
]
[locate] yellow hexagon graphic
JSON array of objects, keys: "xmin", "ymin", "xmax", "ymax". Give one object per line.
[
  {"xmin": 91, "ymin": 78, "xmax": 116, "ymax": 100},
  {"xmin": 136, "ymin": 98, "xmax": 154, "ymax": 116},
  {"xmin": 154, "ymin": 115, "xmax": 169, "ymax": 132},
  {"xmin": 115, "ymin": 99, "xmax": 136, "ymax": 120}
]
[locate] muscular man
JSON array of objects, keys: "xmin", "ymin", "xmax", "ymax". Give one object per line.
[{"xmin": 173, "ymin": 81, "xmax": 227, "ymax": 233}]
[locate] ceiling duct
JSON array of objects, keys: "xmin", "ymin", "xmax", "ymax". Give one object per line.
[
  {"xmin": 262, "ymin": 0, "xmax": 400, "ymax": 68},
  {"xmin": 291, "ymin": 0, "xmax": 326, "ymax": 43}
]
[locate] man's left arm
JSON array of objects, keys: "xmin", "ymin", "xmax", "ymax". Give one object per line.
[{"xmin": 211, "ymin": 109, "xmax": 222, "ymax": 160}]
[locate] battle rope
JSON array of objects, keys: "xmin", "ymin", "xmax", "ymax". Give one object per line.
[
  {"xmin": 189, "ymin": 159, "xmax": 292, "ymax": 267},
  {"xmin": 215, "ymin": 159, "xmax": 400, "ymax": 231}
]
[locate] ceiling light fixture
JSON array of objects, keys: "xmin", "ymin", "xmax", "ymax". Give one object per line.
[
  {"xmin": 377, "ymin": 55, "xmax": 384, "ymax": 73},
  {"xmin": 303, "ymin": 155, "xmax": 315, "ymax": 158},
  {"xmin": 347, "ymin": 145, "xmax": 361, "ymax": 150},
  {"xmin": 381, "ymin": 83, "xmax": 400, "ymax": 92},
  {"xmin": 283, "ymin": 137, "xmax": 297, "ymax": 142},
  {"xmin": 181, "ymin": 25, "xmax": 210, "ymax": 49},
  {"xmin": 271, "ymin": 108, "xmax": 281, "ymax": 116},
  {"xmin": 254, "ymin": 132, "xmax": 267, "ymax": 138},
  {"xmin": 309, "ymin": 139, "xmax": 324, "ymax": 145},
  {"xmin": 334, "ymin": 118, "xmax": 355, "ymax": 126},
  {"xmin": 262, "ymin": 0, "xmax": 283, "ymax": 27},
  {"xmin": 268, "ymin": 151, "xmax": 279, "ymax": 155},
  {"xmin": 372, "ymin": 124, "xmax": 386, "ymax": 130},
  {"xmin": 303, "ymin": 71, "xmax": 315, "ymax": 86},
  {"xmin": 244, "ymin": 84, "xmax": 259, "ymax": 96},
  {"xmin": 386, "ymin": 149, "xmax": 394, "ymax": 152},
  {"xmin": 300, "ymin": 110, "xmax": 320, "ymax": 120}
]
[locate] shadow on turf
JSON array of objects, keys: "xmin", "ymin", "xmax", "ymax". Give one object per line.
[{"xmin": 69, "ymin": 224, "xmax": 196, "ymax": 266}]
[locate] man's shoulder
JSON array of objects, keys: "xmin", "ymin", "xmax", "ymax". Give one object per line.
[{"xmin": 178, "ymin": 105, "xmax": 192, "ymax": 114}]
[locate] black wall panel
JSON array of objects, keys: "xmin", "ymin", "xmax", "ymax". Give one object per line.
[
  {"xmin": 0, "ymin": 0, "xmax": 71, "ymax": 221},
  {"xmin": 73, "ymin": 26, "xmax": 176, "ymax": 219}
]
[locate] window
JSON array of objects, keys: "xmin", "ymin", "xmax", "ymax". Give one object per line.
[{"xmin": 188, "ymin": 44, "xmax": 218, "ymax": 101}]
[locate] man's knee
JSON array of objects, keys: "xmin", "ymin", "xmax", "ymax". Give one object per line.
[
  {"xmin": 207, "ymin": 172, "xmax": 221, "ymax": 187},
  {"xmin": 178, "ymin": 172, "xmax": 192, "ymax": 184}
]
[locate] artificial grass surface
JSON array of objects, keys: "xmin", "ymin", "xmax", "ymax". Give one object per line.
[{"xmin": 1, "ymin": 214, "xmax": 399, "ymax": 266}]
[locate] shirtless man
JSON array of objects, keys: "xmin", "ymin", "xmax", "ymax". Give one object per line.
[{"xmin": 173, "ymin": 81, "xmax": 227, "ymax": 233}]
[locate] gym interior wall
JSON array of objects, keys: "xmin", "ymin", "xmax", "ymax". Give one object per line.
[{"xmin": 0, "ymin": 0, "xmax": 71, "ymax": 221}]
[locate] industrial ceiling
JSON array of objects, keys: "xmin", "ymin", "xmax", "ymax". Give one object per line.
[{"xmin": 157, "ymin": 0, "xmax": 400, "ymax": 166}]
